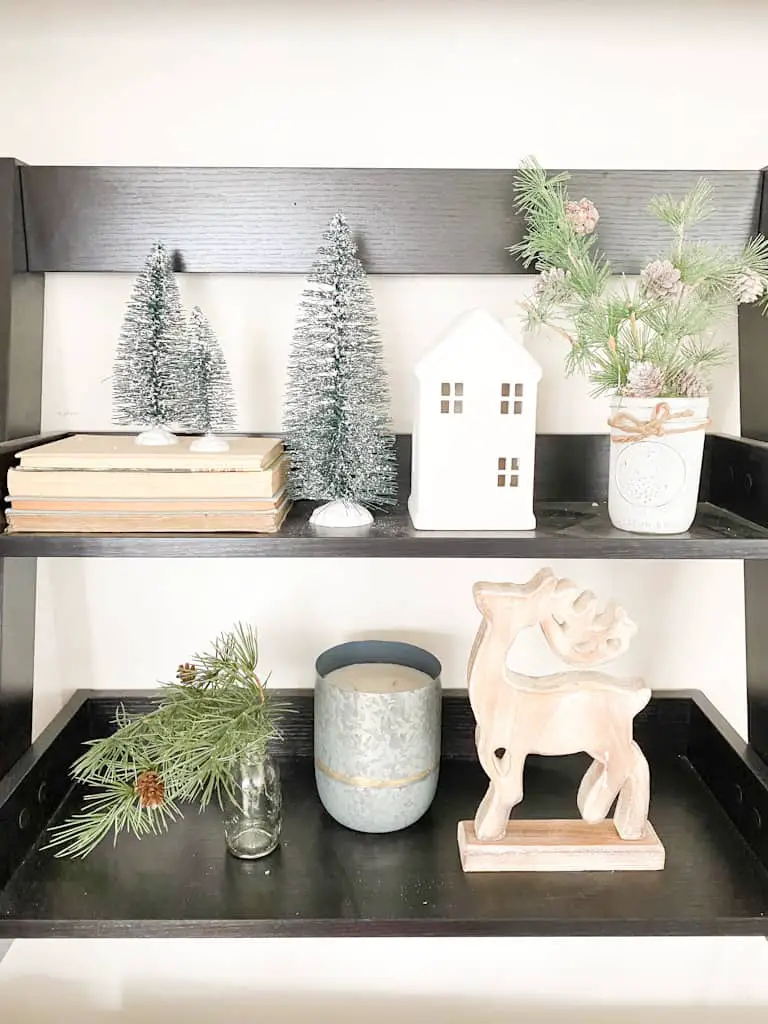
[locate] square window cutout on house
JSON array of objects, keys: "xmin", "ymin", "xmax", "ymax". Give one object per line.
[
  {"xmin": 500, "ymin": 401, "xmax": 510, "ymax": 415},
  {"xmin": 514, "ymin": 401, "xmax": 523, "ymax": 414},
  {"xmin": 501, "ymin": 383, "xmax": 511, "ymax": 397},
  {"xmin": 515, "ymin": 383, "xmax": 524, "ymax": 397},
  {"xmin": 440, "ymin": 382, "xmax": 464, "ymax": 412},
  {"xmin": 497, "ymin": 458, "xmax": 520, "ymax": 487}
]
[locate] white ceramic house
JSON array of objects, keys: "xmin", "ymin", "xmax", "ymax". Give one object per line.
[{"xmin": 408, "ymin": 308, "xmax": 542, "ymax": 531}]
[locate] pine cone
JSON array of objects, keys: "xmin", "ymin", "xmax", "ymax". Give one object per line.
[
  {"xmin": 135, "ymin": 771, "xmax": 165, "ymax": 809},
  {"xmin": 640, "ymin": 259, "xmax": 682, "ymax": 300},
  {"xmin": 534, "ymin": 266, "xmax": 568, "ymax": 297},
  {"xmin": 565, "ymin": 198, "xmax": 599, "ymax": 236},
  {"xmin": 733, "ymin": 269, "xmax": 765, "ymax": 304},
  {"xmin": 176, "ymin": 662, "xmax": 197, "ymax": 684},
  {"xmin": 670, "ymin": 369, "xmax": 709, "ymax": 399},
  {"xmin": 624, "ymin": 361, "xmax": 664, "ymax": 398}
]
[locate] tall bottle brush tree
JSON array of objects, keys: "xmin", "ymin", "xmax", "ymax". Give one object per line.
[
  {"xmin": 185, "ymin": 306, "xmax": 237, "ymax": 452},
  {"xmin": 112, "ymin": 242, "xmax": 188, "ymax": 445},
  {"xmin": 283, "ymin": 212, "xmax": 397, "ymax": 527}
]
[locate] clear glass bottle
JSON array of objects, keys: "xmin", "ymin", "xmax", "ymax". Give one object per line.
[{"xmin": 224, "ymin": 752, "xmax": 282, "ymax": 859}]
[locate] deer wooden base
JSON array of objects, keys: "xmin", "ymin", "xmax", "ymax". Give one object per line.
[{"xmin": 458, "ymin": 819, "xmax": 665, "ymax": 872}]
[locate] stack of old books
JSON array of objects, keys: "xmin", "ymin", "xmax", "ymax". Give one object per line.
[{"xmin": 5, "ymin": 434, "xmax": 290, "ymax": 534}]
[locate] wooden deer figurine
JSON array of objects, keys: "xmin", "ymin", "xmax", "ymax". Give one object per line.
[{"xmin": 458, "ymin": 568, "xmax": 664, "ymax": 872}]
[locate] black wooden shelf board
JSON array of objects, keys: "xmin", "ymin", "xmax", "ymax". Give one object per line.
[
  {"xmin": 2, "ymin": 431, "xmax": 768, "ymax": 558},
  {"xmin": 18, "ymin": 167, "xmax": 760, "ymax": 275},
  {"xmin": 1, "ymin": 501, "xmax": 766, "ymax": 559},
  {"xmin": 1, "ymin": 690, "xmax": 768, "ymax": 938}
]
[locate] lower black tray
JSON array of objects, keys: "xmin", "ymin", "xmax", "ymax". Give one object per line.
[{"xmin": 1, "ymin": 690, "xmax": 768, "ymax": 937}]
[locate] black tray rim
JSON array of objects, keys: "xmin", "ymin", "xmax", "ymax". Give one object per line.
[{"xmin": 1, "ymin": 688, "xmax": 768, "ymax": 938}]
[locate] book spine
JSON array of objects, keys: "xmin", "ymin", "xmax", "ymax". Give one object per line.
[
  {"xmin": 7, "ymin": 460, "xmax": 288, "ymax": 499},
  {"xmin": 6, "ymin": 505, "xmax": 291, "ymax": 534}
]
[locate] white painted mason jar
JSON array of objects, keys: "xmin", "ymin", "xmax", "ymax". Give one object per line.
[
  {"xmin": 314, "ymin": 641, "xmax": 442, "ymax": 833},
  {"xmin": 608, "ymin": 396, "xmax": 710, "ymax": 535}
]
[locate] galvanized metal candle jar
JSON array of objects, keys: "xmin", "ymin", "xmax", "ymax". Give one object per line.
[{"xmin": 314, "ymin": 641, "xmax": 442, "ymax": 833}]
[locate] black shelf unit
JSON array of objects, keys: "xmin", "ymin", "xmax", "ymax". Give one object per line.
[{"xmin": 2, "ymin": 161, "xmax": 768, "ymax": 938}]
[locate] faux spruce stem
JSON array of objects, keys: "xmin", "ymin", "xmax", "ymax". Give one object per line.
[
  {"xmin": 45, "ymin": 623, "xmax": 284, "ymax": 858},
  {"xmin": 511, "ymin": 159, "xmax": 768, "ymax": 398}
]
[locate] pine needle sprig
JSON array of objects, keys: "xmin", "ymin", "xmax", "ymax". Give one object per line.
[
  {"xmin": 513, "ymin": 159, "xmax": 768, "ymax": 397},
  {"xmin": 70, "ymin": 707, "xmax": 165, "ymax": 786},
  {"xmin": 648, "ymin": 179, "xmax": 713, "ymax": 233},
  {"xmin": 740, "ymin": 236, "xmax": 768, "ymax": 278},
  {"xmin": 45, "ymin": 623, "xmax": 284, "ymax": 858},
  {"xmin": 510, "ymin": 160, "xmax": 610, "ymax": 303},
  {"xmin": 44, "ymin": 780, "xmax": 182, "ymax": 860},
  {"xmin": 158, "ymin": 681, "xmax": 285, "ymax": 809}
]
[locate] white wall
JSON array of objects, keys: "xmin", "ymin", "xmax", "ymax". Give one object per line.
[{"xmin": 2, "ymin": 0, "xmax": 768, "ymax": 1017}]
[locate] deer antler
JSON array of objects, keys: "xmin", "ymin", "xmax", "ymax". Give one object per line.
[{"xmin": 540, "ymin": 577, "xmax": 636, "ymax": 666}]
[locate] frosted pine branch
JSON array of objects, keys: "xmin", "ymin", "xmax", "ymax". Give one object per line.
[{"xmin": 512, "ymin": 160, "xmax": 768, "ymax": 397}]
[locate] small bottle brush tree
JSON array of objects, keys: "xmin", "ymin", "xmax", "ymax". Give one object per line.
[
  {"xmin": 185, "ymin": 306, "xmax": 237, "ymax": 452},
  {"xmin": 283, "ymin": 212, "xmax": 397, "ymax": 527},
  {"xmin": 511, "ymin": 160, "xmax": 768, "ymax": 399},
  {"xmin": 112, "ymin": 242, "xmax": 188, "ymax": 445}
]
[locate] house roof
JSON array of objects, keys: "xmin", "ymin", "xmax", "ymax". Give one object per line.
[{"xmin": 414, "ymin": 308, "xmax": 542, "ymax": 381}]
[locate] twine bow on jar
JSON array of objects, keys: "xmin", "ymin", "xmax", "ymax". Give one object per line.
[{"xmin": 607, "ymin": 401, "xmax": 711, "ymax": 443}]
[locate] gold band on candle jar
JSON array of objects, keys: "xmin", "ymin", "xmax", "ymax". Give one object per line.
[{"xmin": 315, "ymin": 758, "xmax": 438, "ymax": 790}]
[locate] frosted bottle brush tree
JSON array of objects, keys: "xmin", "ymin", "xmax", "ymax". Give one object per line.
[
  {"xmin": 185, "ymin": 306, "xmax": 237, "ymax": 452},
  {"xmin": 112, "ymin": 242, "xmax": 188, "ymax": 446},
  {"xmin": 283, "ymin": 212, "xmax": 397, "ymax": 528}
]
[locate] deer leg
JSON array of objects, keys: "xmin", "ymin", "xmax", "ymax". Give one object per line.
[
  {"xmin": 577, "ymin": 759, "xmax": 608, "ymax": 823},
  {"xmin": 614, "ymin": 742, "xmax": 650, "ymax": 840},
  {"xmin": 579, "ymin": 733, "xmax": 636, "ymax": 824},
  {"xmin": 474, "ymin": 727, "xmax": 499, "ymax": 780},
  {"xmin": 474, "ymin": 748, "xmax": 526, "ymax": 842}
]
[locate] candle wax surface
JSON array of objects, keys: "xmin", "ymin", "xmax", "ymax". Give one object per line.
[{"xmin": 322, "ymin": 662, "xmax": 433, "ymax": 694}]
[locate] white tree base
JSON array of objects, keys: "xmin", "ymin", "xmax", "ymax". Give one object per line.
[
  {"xmin": 189, "ymin": 433, "xmax": 230, "ymax": 453},
  {"xmin": 135, "ymin": 426, "xmax": 178, "ymax": 446},
  {"xmin": 310, "ymin": 500, "xmax": 374, "ymax": 528}
]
